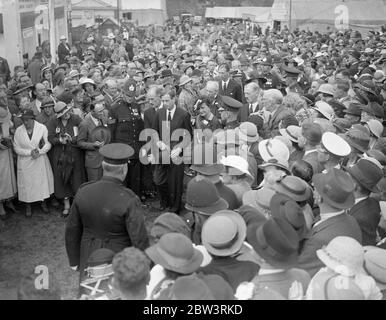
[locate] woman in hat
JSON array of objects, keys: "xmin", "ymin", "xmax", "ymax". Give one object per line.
[
  {"xmin": 47, "ymin": 101, "xmax": 85, "ymax": 216},
  {"xmin": 13, "ymin": 110, "xmax": 54, "ymax": 217},
  {"xmin": 0, "ymin": 108, "xmax": 17, "ymax": 220}
]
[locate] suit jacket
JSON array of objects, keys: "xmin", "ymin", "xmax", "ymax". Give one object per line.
[
  {"xmin": 268, "ymin": 105, "xmax": 294, "ymax": 137},
  {"xmin": 349, "ymin": 197, "xmax": 381, "ymax": 246},
  {"xmin": 238, "ymin": 102, "xmax": 260, "ymax": 123},
  {"xmin": 144, "ymin": 107, "xmax": 157, "ymax": 129},
  {"xmin": 218, "ymin": 78, "xmax": 243, "ymax": 102},
  {"xmin": 77, "ymin": 114, "xmax": 104, "ymax": 169},
  {"xmin": 58, "ymin": 42, "xmax": 71, "ymax": 65},
  {"xmin": 297, "ymin": 213, "xmax": 362, "ymax": 277},
  {"xmin": 153, "ymin": 107, "xmax": 192, "ymax": 155},
  {"xmin": 302, "ymin": 150, "xmax": 324, "ymax": 175}
]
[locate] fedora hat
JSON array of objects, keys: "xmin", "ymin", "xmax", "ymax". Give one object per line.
[
  {"xmin": 170, "ymin": 274, "xmax": 214, "ymax": 300},
  {"xmin": 145, "ymin": 233, "xmax": 203, "ymax": 274},
  {"xmin": 362, "ymin": 102, "xmax": 384, "ymax": 119},
  {"xmin": 344, "ymin": 102, "xmax": 363, "ymax": 117},
  {"xmin": 54, "ymin": 101, "xmax": 72, "ymax": 119},
  {"xmin": 316, "ymin": 236, "xmax": 364, "ymax": 277},
  {"xmin": 202, "ymin": 210, "xmax": 246, "ymax": 257},
  {"xmin": 258, "ymin": 139, "xmax": 290, "ymax": 162},
  {"xmin": 301, "ymin": 122, "xmax": 322, "ymax": 145},
  {"xmin": 237, "ymin": 122, "xmax": 259, "ymax": 143},
  {"xmin": 364, "ymin": 247, "xmax": 386, "ymax": 290},
  {"xmin": 346, "ymin": 158, "xmax": 383, "ymax": 193},
  {"xmin": 273, "ymin": 175, "xmax": 312, "ymax": 202},
  {"xmin": 270, "ymin": 194, "xmax": 307, "ymax": 240},
  {"xmin": 151, "ymin": 212, "xmax": 191, "ymax": 241},
  {"xmin": 89, "ymin": 126, "xmax": 111, "ymax": 145},
  {"xmin": 313, "ymin": 168, "xmax": 355, "ymax": 209},
  {"xmin": 279, "ymin": 125, "xmax": 302, "ymax": 143},
  {"xmin": 185, "ymin": 176, "xmax": 228, "ymax": 215},
  {"xmin": 220, "ymin": 155, "xmax": 253, "ymax": 179},
  {"xmin": 343, "ymin": 128, "xmax": 370, "ymax": 153},
  {"xmin": 179, "ymin": 75, "xmax": 192, "ymax": 86},
  {"xmin": 258, "ymin": 157, "xmax": 290, "ymax": 174},
  {"xmin": 247, "ymin": 217, "xmax": 299, "ymax": 268},
  {"xmin": 18, "ymin": 109, "xmax": 35, "ymax": 120},
  {"xmin": 366, "ymin": 119, "xmax": 383, "ymax": 138},
  {"xmin": 313, "ymin": 101, "xmax": 335, "ymax": 120},
  {"xmin": 242, "ymin": 188, "xmax": 276, "ymax": 217}
]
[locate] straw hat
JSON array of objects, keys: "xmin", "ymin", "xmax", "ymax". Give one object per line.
[
  {"xmin": 220, "ymin": 155, "xmax": 253, "ymax": 179},
  {"xmin": 258, "ymin": 138, "xmax": 290, "ymax": 162},
  {"xmin": 54, "ymin": 101, "xmax": 72, "ymax": 119}
]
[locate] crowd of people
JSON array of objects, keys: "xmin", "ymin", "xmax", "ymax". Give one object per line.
[{"xmin": 2, "ymin": 19, "xmax": 386, "ymax": 300}]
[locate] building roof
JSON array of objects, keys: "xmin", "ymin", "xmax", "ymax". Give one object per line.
[{"xmin": 103, "ymin": 0, "xmax": 166, "ymax": 10}]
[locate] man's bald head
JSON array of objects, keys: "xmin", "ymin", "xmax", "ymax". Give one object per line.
[{"xmin": 205, "ymin": 81, "xmax": 219, "ymax": 99}]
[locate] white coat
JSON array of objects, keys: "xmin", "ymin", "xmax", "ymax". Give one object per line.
[{"xmin": 13, "ymin": 121, "xmax": 54, "ymax": 203}]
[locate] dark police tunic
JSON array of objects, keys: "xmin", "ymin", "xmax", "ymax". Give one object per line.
[{"xmin": 65, "ymin": 176, "xmax": 149, "ymax": 283}]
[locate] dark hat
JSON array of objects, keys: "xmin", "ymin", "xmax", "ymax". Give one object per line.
[
  {"xmin": 333, "ymin": 118, "xmax": 352, "ymax": 133},
  {"xmin": 365, "ymin": 149, "xmax": 386, "ymax": 166},
  {"xmin": 238, "ymin": 204, "xmax": 268, "ymax": 228},
  {"xmin": 344, "ymin": 128, "xmax": 370, "ymax": 153},
  {"xmin": 170, "ymin": 274, "xmax": 214, "ymax": 300},
  {"xmin": 302, "ymin": 94, "xmax": 316, "ymax": 106},
  {"xmin": 197, "ymin": 274, "xmax": 234, "ymax": 300},
  {"xmin": 354, "ymin": 81, "xmax": 377, "ymax": 96},
  {"xmin": 221, "ymin": 95, "xmax": 243, "ymax": 111},
  {"xmin": 344, "ymin": 102, "xmax": 363, "ymax": 116},
  {"xmin": 283, "ymin": 66, "xmax": 301, "ymax": 77},
  {"xmin": 270, "ymin": 194, "xmax": 307, "ymax": 240},
  {"xmin": 313, "ymin": 168, "xmax": 355, "ymax": 209},
  {"xmin": 89, "ymin": 126, "xmax": 111, "ymax": 145},
  {"xmin": 151, "ymin": 212, "xmax": 191, "ymax": 240},
  {"xmin": 273, "ymin": 175, "xmax": 312, "ymax": 202},
  {"xmin": 99, "ymin": 143, "xmax": 134, "ymax": 165},
  {"xmin": 247, "ymin": 217, "xmax": 299, "ymax": 268},
  {"xmin": 185, "ymin": 176, "xmax": 228, "ymax": 215},
  {"xmin": 13, "ymin": 84, "xmax": 33, "ymax": 96},
  {"xmin": 301, "ymin": 122, "xmax": 322, "ymax": 145},
  {"xmin": 87, "ymin": 248, "xmax": 115, "ymax": 267},
  {"xmin": 349, "ymin": 50, "xmax": 361, "ymax": 60},
  {"xmin": 145, "ymin": 233, "xmax": 203, "ymax": 274},
  {"xmin": 18, "ymin": 109, "xmax": 35, "ymax": 120},
  {"xmin": 122, "ymin": 79, "xmax": 137, "ymax": 97},
  {"xmin": 56, "ymin": 91, "xmax": 74, "ymax": 104},
  {"xmin": 346, "ymin": 158, "xmax": 383, "ymax": 193},
  {"xmin": 161, "ymin": 69, "xmax": 173, "ymax": 78},
  {"xmin": 259, "ymin": 57, "xmax": 273, "ymax": 66},
  {"xmin": 191, "ymin": 69, "xmax": 202, "ymax": 77},
  {"xmin": 41, "ymin": 97, "xmax": 55, "ymax": 109},
  {"xmin": 362, "ymin": 102, "xmax": 384, "ymax": 119}
]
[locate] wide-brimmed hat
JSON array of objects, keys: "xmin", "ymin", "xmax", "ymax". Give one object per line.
[
  {"xmin": 364, "ymin": 247, "xmax": 386, "ymax": 290},
  {"xmin": 316, "ymin": 236, "xmax": 364, "ymax": 277},
  {"xmin": 220, "ymin": 155, "xmax": 253, "ymax": 179},
  {"xmin": 343, "ymin": 128, "xmax": 370, "ymax": 153},
  {"xmin": 366, "ymin": 119, "xmax": 383, "ymax": 138},
  {"xmin": 237, "ymin": 122, "xmax": 259, "ymax": 143},
  {"xmin": 313, "ymin": 168, "xmax": 355, "ymax": 209},
  {"xmin": 258, "ymin": 157, "xmax": 290, "ymax": 174},
  {"xmin": 362, "ymin": 102, "xmax": 384, "ymax": 119},
  {"xmin": 185, "ymin": 176, "xmax": 228, "ymax": 215},
  {"xmin": 18, "ymin": 109, "xmax": 35, "ymax": 120},
  {"xmin": 258, "ymin": 138, "xmax": 290, "ymax": 162},
  {"xmin": 54, "ymin": 101, "xmax": 72, "ymax": 118},
  {"xmin": 279, "ymin": 125, "xmax": 302, "ymax": 143},
  {"xmin": 150, "ymin": 212, "xmax": 191, "ymax": 241},
  {"xmin": 344, "ymin": 102, "xmax": 363, "ymax": 117},
  {"xmin": 179, "ymin": 75, "xmax": 192, "ymax": 86},
  {"xmin": 247, "ymin": 217, "xmax": 299, "ymax": 268},
  {"xmin": 346, "ymin": 158, "xmax": 383, "ymax": 193},
  {"xmin": 273, "ymin": 175, "xmax": 312, "ymax": 202},
  {"xmin": 313, "ymin": 101, "xmax": 335, "ymax": 120},
  {"xmin": 270, "ymin": 194, "xmax": 307, "ymax": 240},
  {"xmin": 242, "ymin": 188, "xmax": 276, "ymax": 216},
  {"xmin": 170, "ymin": 274, "xmax": 214, "ymax": 300},
  {"xmin": 317, "ymin": 84, "xmax": 335, "ymax": 97},
  {"xmin": 202, "ymin": 210, "xmax": 246, "ymax": 257},
  {"xmin": 145, "ymin": 233, "xmax": 203, "ymax": 274}
]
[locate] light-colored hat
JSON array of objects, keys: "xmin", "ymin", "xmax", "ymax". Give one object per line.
[
  {"xmin": 316, "ymin": 236, "xmax": 364, "ymax": 277},
  {"xmin": 258, "ymin": 139, "xmax": 290, "ymax": 162},
  {"xmin": 374, "ymin": 70, "xmax": 386, "ymax": 83},
  {"xmin": 79, "ymin": 77, "xmax": 96, "ymax": 87},
  {"xmin": 237, "ymin": 121, "xmax": 259, "ymax": 143},
  {"xmin": 54, "ymin": 101, "xmax": 72, "ymax": 118},
  {"xmin": 60, "ymin": 35, "xmax": 67, "ymax": 40},
  {"xmin": 364, "ymin": 247, "xmax": 386, "ymax": 290},
  {"xmin": 242, "ymin": 188, "xmax": 276, "ymax": 215},
  {"xmin": 279, "ymin": 125, "xmax": 302, "ymax": 143},
  {"xmin": 107, "ymin": 33, "xmax": 115, "ymax": 39},
  {"xmin": 315, "ymin": 52, "xmax": 323, "ymax": 58},
  {"xmin": 220, "ymin": 155, "xmax": 252, "ymax": 179},
  {"xmin": 317, "ymin": 84, "xmax": 335, "ymax": 97},
  {"xmin": 313, "ymin": 101, "xmax": 335, "ymax": 120},
  {"xmin": 179, "ymin": 75, "xmax": 192, "ymax": 87},
  {"xmin": 321, "ymin": 132, "xmax": 351, "ymax": 157},
  {"xmin": 202, "ymin": 210, "xmax": 246, "ymax": 257},
  {"xmin": 366, "ymin": 119, "xmax": 383, "ymax": 138}
]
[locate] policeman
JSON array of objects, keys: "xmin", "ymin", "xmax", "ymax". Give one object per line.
[
  {"xmin": 258, "ymin": 57, "xmax": 281, "ymax": 90},
  {"xmin": 109, "ymin": 78, "xmax": 144, "ymax": 197},
  {"xmin": 283, "ymin": 66, "xmax": 304, "ymax": 95},
  {"xmin": 65, "ymin": 143, "xmax": 149, "ymax": 290},
  {"xmin": 219, "ymin": 95, "xmax": 243, "ymax": 130}
]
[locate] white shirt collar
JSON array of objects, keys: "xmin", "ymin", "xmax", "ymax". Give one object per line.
[
  {"xmin": 167, "ymin": 106, "xmax": 176, "ymax": 119},
  {"xmin": 258, "ymin": 268, "xmax": 286, "ymax": 275},
  {"xmin": 222, "ymin": 78, "xmax": 230, "ymax": 87},
  {"xmin": 355, "ymin": 196, "xmax": 368, "ymax": 205},
  {"xmin": 313, "ymin": 211, "xmax": 345, "ymax": 228},
  {"xmin": 90, "ymin": 114, "xmax": 100, "ymax": 126},
  {"xmin": 250, "ymin": 101, "xmax": 259, "ymax": 113},
  {"xmin": 304, "ymin": 149, "xmax": 317, "ymax": 156}
]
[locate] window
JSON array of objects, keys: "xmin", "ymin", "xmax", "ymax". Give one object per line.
[{"xmin": 123, "ymin": 12, "xmax": 132, "ymax": 20}]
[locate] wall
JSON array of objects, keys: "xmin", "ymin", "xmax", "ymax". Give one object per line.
[
  {"xmin": 131, "ymin": 9, "xmax": 166, "ymax": 26},
  {"xmin": 71, "ymin": 8, "xmax": 116, "ymax": 27}
]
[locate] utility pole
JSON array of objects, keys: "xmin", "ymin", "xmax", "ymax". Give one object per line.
[
  {"xmin": 48, "ymin": 0, "xmax": 56, "ymax": 63},
  {"xmin": 289, "ymin": 0, "xmax": 292, "ymax": 32},
  {"xmin": 117, "ymin": 0, "xmax": 120, "ymax": 28}
]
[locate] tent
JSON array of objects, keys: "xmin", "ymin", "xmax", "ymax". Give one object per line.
[{"xmin": 272, "ymin": 0, "xmax": 386, "ymax": 32}]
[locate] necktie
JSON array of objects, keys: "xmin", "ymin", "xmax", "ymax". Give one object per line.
[
  {"xmin": 223, "ymin": 82, "xmax": 226, "ymax": 92},
  {"xmin": 249, "ymin": 104, "xmax": 253, "ymax": 114},
  {"xmin": 167, "ymin": 111, "xmax": 172, "ymax": 122}
]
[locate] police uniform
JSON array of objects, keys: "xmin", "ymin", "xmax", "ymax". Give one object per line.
[
  {"xmin": 65, "ymin": 143, "xmax": 149, "ymax": 290},
  {"xmin": 283, "ymin": 66, "xmax": 304, "ymax": 95},
  {"xmin": 258, "ymin": 58, "xmax": 281, "ymax": 90},
  {"xmin": 109, "ymin": 79, "xmax": 144, "ymax": 197},
  {"xmin": 220, "ymin": 95, "xmax": 243, "ymax": 130}
]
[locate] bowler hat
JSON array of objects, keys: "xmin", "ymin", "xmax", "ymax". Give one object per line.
[
  {"xmin": 346, "ymin": 158, "xmax": 383, "ymax": 192},
  {"xmin": 313, "ymin": 168, "xmax": 355, "ymax": 209},
  {"xmin": 270, "ymin": 194, "xmax": 307, "ymax": 240},
  {"xmin": 202, "ymin": 210, "xmax": 246, "ymax": 257},
  {"xmin": 150, "ymin": 212, "xmax": 191, "ymax": 240},
  {"xmin": 344, "ymin": 128, "xmax": 370, "ymax": 153},
  {"xmin": 146, "ymin": 233, "xmax": 203, "ymax": 274},
  {"xmin": 185, "ymin": 176, "xmax": 228, "ymax": 215},
  {"xmin": 247, "ymin": 217, "xmax": 299, "ymax": 268}
]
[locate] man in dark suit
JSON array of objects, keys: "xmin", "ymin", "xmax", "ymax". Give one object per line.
[
  {"xmin": 218, "ymin": 63, "xmax": 243, "ymax": 103},
  {"xmin": 78, "ymin": 103, "xmax": 109, "ymax": 181},
  {"xmin": 238, "ymin": 82, "xmax": 261, "ymax": 123},
  {"xmin": 151, "ymin": 89, "xmax": 192, "ymax": 213},
  {"xmin": 297, "ymin": 169, "xmax": 362, "ymax": 277},
  {"xmin": 58, "ymin": 35, "xmax": 71, "ymax": 65},
  {"xmin": 347, "ymin": 159, "xmax": 383, "ymax": 246},
  {"xmin": 299, "ymin": 122, "xmax": 324, "ymax": 175},
  {"xmin": 65, "ymin": 143, "xmax": 149, "ymax": 289}
]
